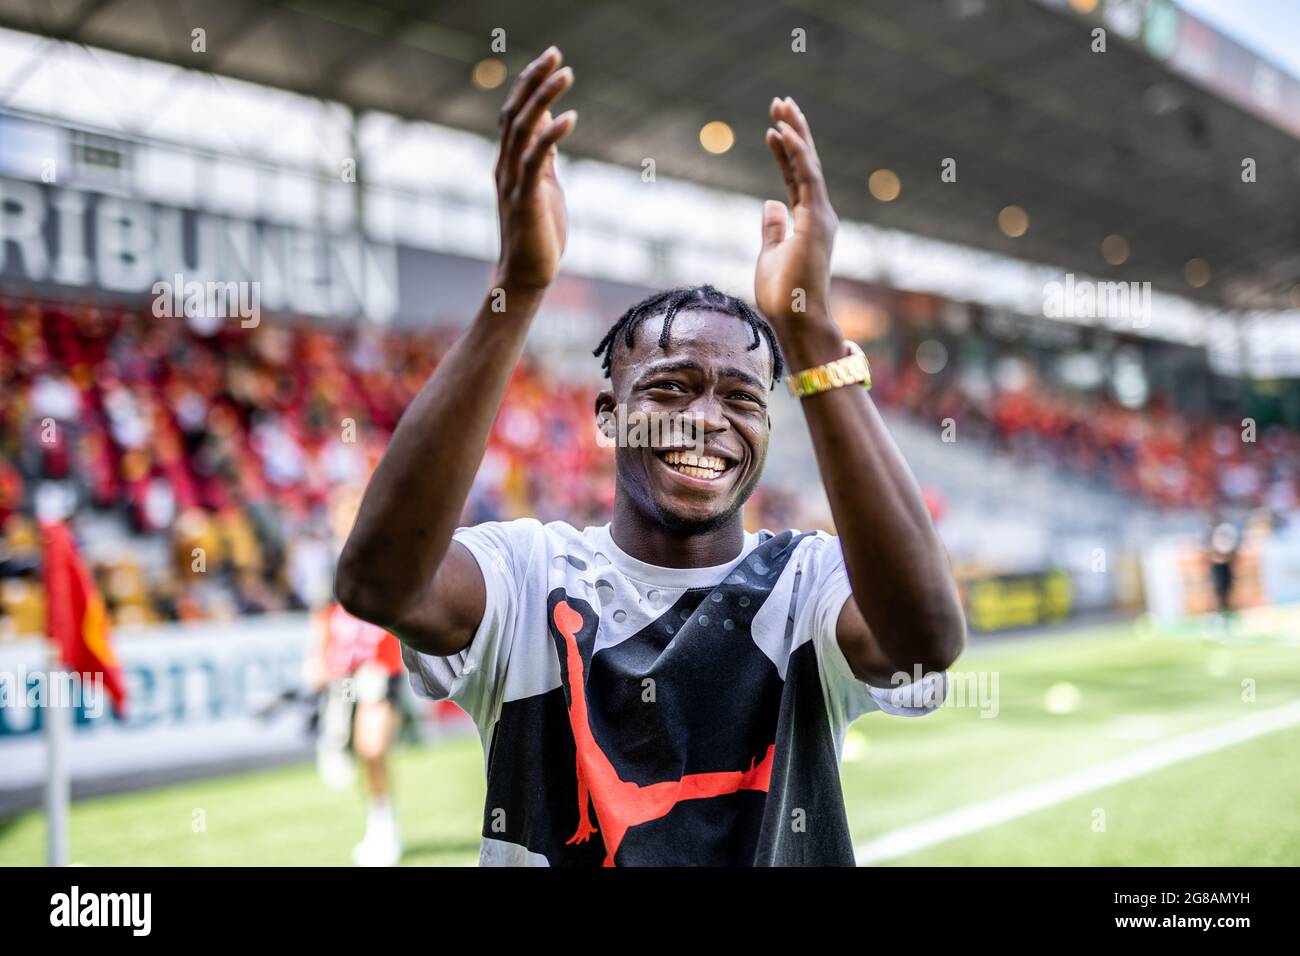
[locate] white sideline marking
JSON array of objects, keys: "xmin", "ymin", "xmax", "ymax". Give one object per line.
[{"xmin": 854, "ymin": 699, "xmax": 1300, "ymax": 865}]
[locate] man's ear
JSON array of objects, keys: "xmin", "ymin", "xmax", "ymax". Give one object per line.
[{"xmin": 595, "ymin": 390, "xmax": 618, "ymax": 440}]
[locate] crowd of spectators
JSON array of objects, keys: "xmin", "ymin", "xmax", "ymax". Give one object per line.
[
  {"xmin": 869, "ymin": 344, "xmax": 1300, "ymax": 515},
  {"xmin": 0, "ymin": 299, "xmax": 616, "ymax": 634}
]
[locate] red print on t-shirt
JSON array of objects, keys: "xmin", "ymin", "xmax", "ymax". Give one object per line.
[{"xmin": 551, "ymin": 599, "xmax": 775, "ymax": 867}]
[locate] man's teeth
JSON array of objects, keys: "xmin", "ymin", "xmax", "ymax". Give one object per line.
[{"xmin": 662, "ymin": 450, "xmax": 729, "ymax": 477}]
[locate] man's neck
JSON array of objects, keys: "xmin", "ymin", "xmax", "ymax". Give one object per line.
[{"xmin": 610, "ymin": 499, "xmax": 745, "ymax": 569}]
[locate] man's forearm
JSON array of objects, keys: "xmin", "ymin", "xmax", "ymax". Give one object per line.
[
  {"xmin": 336, "ymin": 280, "xmax": 545, "ymax": 622},
  {"xmin": 779, "ymin": 317, "xmax": 965, "ymax": 674}
]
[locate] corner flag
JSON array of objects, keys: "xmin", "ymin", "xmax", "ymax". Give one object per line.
[{"xmin": 40, "ymin": 521, "xmax": 127, "ymax": 714}]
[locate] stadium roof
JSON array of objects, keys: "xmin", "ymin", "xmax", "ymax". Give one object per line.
[{"xmin": 5, "ymin": 0, "xmax": 1298, "ymax": 311}]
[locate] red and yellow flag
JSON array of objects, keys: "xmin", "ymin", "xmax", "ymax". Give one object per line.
[{"xmin": 41, "ymin": 521, "xmax": 127, "ymax": 714}]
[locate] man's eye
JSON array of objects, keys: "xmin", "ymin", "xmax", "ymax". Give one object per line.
[
  {"xmin": 729, "ymin": 391, "xmax": 760, "ymax": 403},
  {"xmin": 648, "ymin": 380, "xmax": 683, "ymax": 391}
]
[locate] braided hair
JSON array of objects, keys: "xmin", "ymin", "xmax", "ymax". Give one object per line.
[{"xmin": 592, "ymin": 284, "xmax": 784, "ymax": 386}]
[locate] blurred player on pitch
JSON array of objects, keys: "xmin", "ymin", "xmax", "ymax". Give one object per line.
[{"xmin": 304, "ymin": 486, "xmax": 407, "ymax": 866}]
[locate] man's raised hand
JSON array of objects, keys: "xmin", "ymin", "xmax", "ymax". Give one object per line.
[
  {"xmin": 494, "ymin": 46, "xmax": 577, "ymax": 291},
  {"xmin": 754, "ymin": 96, "xmax": 838, "ymax": 328}
]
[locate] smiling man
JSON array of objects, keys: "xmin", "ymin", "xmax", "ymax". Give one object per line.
[{"xmin": 336, "ymin": 46, "xmax": 965, "ymax": 866}]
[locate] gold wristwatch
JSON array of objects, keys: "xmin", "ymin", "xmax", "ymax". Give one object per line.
[{"xmin": 787, "ymin": 340, "xmax": 872, "ymax": 399}]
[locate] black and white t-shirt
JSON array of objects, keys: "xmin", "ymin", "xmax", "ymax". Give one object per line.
[{"xmin": 403, "ymin": 518, "xmax": 945, "ymax": 866}]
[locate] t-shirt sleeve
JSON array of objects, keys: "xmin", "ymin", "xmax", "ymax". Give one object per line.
[
  {"xmin": 802, "ymin": 533, "xmax": 949, "ymax": 730},
  {"xmin": 400, "ymin": 517, "xmax": 544, "ymax": 729}
]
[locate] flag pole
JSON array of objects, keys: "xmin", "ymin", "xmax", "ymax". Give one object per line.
[{"xmin": 44, "ymin": 648, "xmax": 69, "ymax": 868}]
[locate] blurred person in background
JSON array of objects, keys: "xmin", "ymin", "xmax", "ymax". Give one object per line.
[
  {"xmin": 304, "ymin": 485, "xmax": 407, "ymax": 867},
  {"xmin": 1206, "ymin": 513, "xmax": 1240, "ymax": 632}
]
